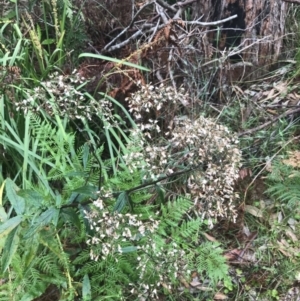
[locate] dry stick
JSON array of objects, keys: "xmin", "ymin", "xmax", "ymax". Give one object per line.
[
  {"xmin": 104, "ymin": 15, "xmax": 238, "ymax": 53},
  {"xmin": 102, "ymin": 1, "xmax": 155, "ymax": 52},
  {"xmin": 168, "ymin": 46, "xmax": 177, "ymax": 90},
  {"xmin": 156, "ymin": 2, "xmax": 169, "ymax": 24},
  {"xmin": 105, "ymin": 24, "xmax": 166, "ymax": 53},
  {"xmin": 156, "ymin": 0, "xmax": 177, "ymax": 12},
  {"xmin": 238, "ymin": 231, "xmax": 258, "ymax": 262},
  {"xmin": 242, "ymin": 135, "xmax": 300, "ymax": 205},
  {"xmin": 174, "ymin": 7, "xmax": 183, "ymax": 19},
  {"xmin": 201, "ymin": 35, "xmax": 271, "ymax": 68},
  {"xmin": 149, "ymin": 18, "xmax": 161, "ymax": 42},
  {"xmin": 282, "ymin": 0, "xmax": 300, "ymax": 3},
  {"xmin": 238, "ymin": 107, "xmax": 300, "ymax": 137},
  {"xmin": 184, "ymin": 14, "xmax": 237, "ymax": 27},
  {"xmin": 174, "ymin": 0, "xmax": 198, "ymax": 7}
]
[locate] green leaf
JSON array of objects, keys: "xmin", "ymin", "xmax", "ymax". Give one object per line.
[
  {"xmin": 79, "ymin": 53, "xmax": 150, "ymax": 71},
  {"xmin": 155, "ymin": 184, "xmax": 165, "ymax": 205},
  {"xmin": 82, "ymin": 143, "xmax": 90, "ymax": 169},
  {"xmin": 113, "ymin": 191, "xmax": 128, "ymax": 213},
  {"xmin": 0, "ymin": 225, "xmax": 20, "ymax": 273},
  {"xmin": 72, "ymin": 185, "xmax": 98, "ymax": 197},
  {"xmin": 23, "ymin": 236, "xmax": 39, "ymax": 269},
  {"xmin": 61, "ymin": 208, "xmax": 82, "ymax": 231},
  {"xmin": 0, "ymin": 216, "xmax": 22, "ymax": 239},
  {"xmin": 17, "ymin": 189, "xmax": 43, "ymax": 210},
  {"xmin": 0, "ymin": 181, "xmax": 5, "ymax": 206},
  {"xmin": 127, "ymin": 194, "xmax": 133, "ymax": 212},
  {"xmin": 120, "ymin": 246, "xmax": 137, "ymax": 253},
  {"xmin": 38, "ymin": 207, "xmax": 60, "ymax": 227},
  {"xmin": 39, "ymin": 229, "xmax": 61, "ymax": 258},
  {"xmin": 25, "ymin": 207, "xmax": 60, "ymax": 238},
  {"xmin": 6, "ymin": 178, "xmax": 25, "ymax": 215},
  {"xmin": 41, "ymin": 38, "xmax": 55, "ymax": 45},
  {"xmin": 82, "ymin": 274, "xmax": 91, "ymax": 301},
  {"xmin": 0, "ymin": 206, "xmax": 7, "ymax": 223}
]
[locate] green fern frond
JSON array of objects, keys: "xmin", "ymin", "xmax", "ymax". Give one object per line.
[
  {"xmin": 173, "ymin": 219, "xmax": 202, "ymax": 240},
  {"xmin": 266, "ymin": 160, "xmax": 300, "ymax": 209},
  {"xmin": 38, "ymin": 253, "xmax": 62, "ymax": 276},
  {"xmin": 196, "ymin": 242, "xmax": 229, "ymax": 284}
]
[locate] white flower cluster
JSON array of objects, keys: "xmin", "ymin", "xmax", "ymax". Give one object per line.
[
  {"xmin": 85, "ymin": 199, "xmax": 160, "ymax": 261},
  {"xmin": 131, "ymin": 241, "xmax": 187, "ymax": 299},
  {"xmin": 13, "ymin": 71, "xmax": 115, "ymax": 122},
  {"xmin": 85, "ymin": 198, "xmax": 188, "ymax": 299},
  {"xmin": 125, "ymin": 84, "xmax": 242, "ymax": 222}
]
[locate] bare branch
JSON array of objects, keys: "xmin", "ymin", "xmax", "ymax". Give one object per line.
[
  {"xmin": 174, "ymin": 7, "xmax": 183, "ymax": 19},
  {"xmin": 156, "ymin": 0, "xmax": 177, "ymax": 12},
  {"xmin": 185, "ymin": 14, "xmax": 238, "ymax": 27},
  {"xmin": 103, "ymin": 1, "xmax": 154, "ymax": 52},
  {"xmin": 174, "ymin": 0, "xmax": 198, "ymax": 6},
  {"xmin": 282, "ymin": 0, "xmax": 300, "ymax": 3},
  {"xmin": 105, "ymin": 24, "xmax": 166, "ymax": 53},
  {"xmin": 103, "ymin": 14, "xmax": 238, "ymax": 53},
  {"xmin": 156, "ymin": 2, "xmax": 169, "ymax": 24},
  {"xmin": 238, "ymin": 108, "xmax": 300, "ymax": 137}
]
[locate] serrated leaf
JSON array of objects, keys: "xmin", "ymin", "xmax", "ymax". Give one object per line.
[
  {"xmin": 39, "ymin": 229, "xmax": 61, "ymax": 258},
  {"xmin": 155, "ymin": 184, "xmax": 165, "ymax": 205},
  {"xmin": 0, "ymin": 215, "xmax": 22, "ymax": 239},
  {"xmin": 25, "ymin": 207, "xmax": 60, "ymax": 238},
  {"xmin": 113, "ymin": 191, "xmax": 127, "ymax": 213},
  {"xmin": 72, "ymin": 185, "xmax": 98, "ymax": 197},
  {"xmin": 127, "ymin": 194, "xmax": 133, "ymax": 212},
  {"xmin": 5, "ymin": 178, "xmax": 25, "ymax": 215},
  {"xmin": 61, "ymin": 208, "xmax": 82, "ymax": 231},
  {"xmin": 23, "ymin": 237, "xmax": 39, "ymax": 269},
  {"xmin": 17, "ymin": 189, "xmax": 43, "ymax": 210},
  {"xmin": 82, "ymin": 274, "xmax": 91, "ymax": 300},
  {"xmin": 82, "ymin": 143, "xmax": 90, "ymax": 170},
  {"xmin": 1, "ymin": 225, "xmax": 20, "ymax": 273}
]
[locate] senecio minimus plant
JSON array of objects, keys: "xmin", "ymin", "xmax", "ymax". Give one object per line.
[{"xmin": 125, "ymin": 83, "xmax": 242, "ymax": 224}]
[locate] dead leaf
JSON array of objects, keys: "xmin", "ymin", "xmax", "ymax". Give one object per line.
[
  {"xmin": 224, "ymin": 249, "xmax": 242, "ymax": 261},
  {"xmin": 285, "ymin": 229, "xmax": 298, "ymax": 243},
  {"xmin": 203, "ymin": 232, "xmax": 218, "ymax": 242},
  {"xmin": 277, "ymin": 240, "xmax": 291, "ymax": 257},
  {"xmin": 190, "ymin": 278, "xmax": 202, "ymax": 288},
  {"xmin": 238, "ymin": 168, "xmax": 252, "ymax": 180},
  {"xmin": 277, "ymin": 211, "xmax": 283, "ymax": 223},
  {"xmin": 245, "ymin": 205, "xmax": 263, "ymax": 218},
  {"xmin": 283, "ymin": 151, "xmax": 300, "ymax": 168},
  {"xmin": 178, "ymin": 275, "xmax": 190, "ymax": 288},
  {"xmin": 242, "ymin": 226, "xmax": 251, "ymax": 236},
  {"xmin": 274, "ymin": 81, "xmax": 288, "ymax": 94},
  {"xmin": 214, "ymin": 292, "xmax": 228, "ymax": 300}
]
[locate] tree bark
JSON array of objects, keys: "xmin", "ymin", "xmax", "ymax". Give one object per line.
[{"xmin": 192, "ymin": 0, "xmax": 287, "ymax": 76}]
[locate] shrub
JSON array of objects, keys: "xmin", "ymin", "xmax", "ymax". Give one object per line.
[{"xmin": 125, "ymin": 84, "xmax": 242, "ymax": 224}]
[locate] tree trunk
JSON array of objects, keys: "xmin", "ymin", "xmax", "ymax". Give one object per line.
[{"xmin": 192, "ymin": 0, "xmax": 288, "ymax": 77}]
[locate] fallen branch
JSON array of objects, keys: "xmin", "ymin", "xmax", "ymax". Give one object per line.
[
  {"xmin": 156, "ymin": 0, "xmax": 177, "ymax": 12},
  {"xmin": 103, "ymin": 14, "xmax": 238, "ymax": 53},
  {"xmin": 282, "ymin": 0, "xmax": 300, "ymax": 4},
  {"xmin": 238, "ymin": 107, "xmax": 300, "ymax": 137},
  {"xmin": 102, "ymin": 1, "xmax": 154, "ymax": 52},
  {"xmin": 185, "ymin": 14, "xmax": 237, "ymax": 27},
  {"xmin": 174, "ymin": 0, "xmax": 198, "ymax": 7}
]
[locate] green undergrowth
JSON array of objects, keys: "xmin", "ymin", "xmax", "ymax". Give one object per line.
[{"xmin": 1, "ymin": 1, "xmax": 300, "ymax": 300}]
